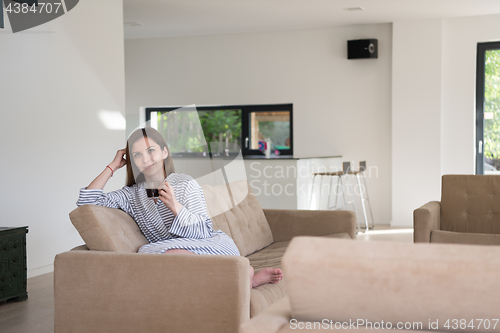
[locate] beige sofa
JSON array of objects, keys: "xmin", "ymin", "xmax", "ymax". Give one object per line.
[
  {"xmin": 241, "ymin": 236, "xmax": 500, "ymax": 333},
  {"xmin": 414, "ymin": 175, "xmax": 500, "ymax": 245},
  {"xmin": 54, "ymin": 180, "xmax": 356, "ymax": 333}
]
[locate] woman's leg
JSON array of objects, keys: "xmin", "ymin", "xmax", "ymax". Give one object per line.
[
  {"xmin": 163, "ymin": 249, "xmax": 197, "ymax": 254},
  {"xmin": 164, "ymin": 250, "xmax": 282, "ymax": 288}
]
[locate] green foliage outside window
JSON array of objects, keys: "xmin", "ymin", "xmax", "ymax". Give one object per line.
[
  {"xmin": 199, "ymin": 110, "xmax": 241, "ymax": 149},
  {"xmin": 484, "ymin": 49, "xmax": 500, "ymax": 160},
  {"xmin": 157, "ymin": 110, "xmax": 241, "ymax": 153}
]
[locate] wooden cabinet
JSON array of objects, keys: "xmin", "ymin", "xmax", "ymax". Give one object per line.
[{"xmin": 0, "ymin": 226, "xmax": 28, "ymax": 302}]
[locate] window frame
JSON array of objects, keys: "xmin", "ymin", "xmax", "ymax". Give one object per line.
[
  {"xmin": 145, "ymin": 103, "xmax": 293, "ymax": 157},
  {"xmin": 476, "ymin": 42, "xmax": 500, "ymax": 174}
]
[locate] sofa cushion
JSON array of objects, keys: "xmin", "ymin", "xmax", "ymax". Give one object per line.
[
  {"xmin": 69, "ymin": 204, "xmax": 148, "ymax": 252},
  {"xmin": 247, "ymin": 240, "xmax": 288, "ymax": 318},
  {"xmin": 283, "ymin": 237, "xmax": 500, "ymax": 329},
  {"xmin": 431, "ymin": 229, "xmax": 500, "ymax": 245},
  {"xmin": 203, "ymin": 180, "xmax": 273, "ymax": 257},
  {"xmin": 247, "ymin": 232, "xmax": 351, "ymax": 318},
  {"xmin": 441, "ymin": 175, "xmax": 500, "ymax": 234}
]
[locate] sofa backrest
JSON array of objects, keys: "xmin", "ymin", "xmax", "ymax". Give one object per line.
[
  {"xmin": 70, "ymin": 180, "xmax": 273, "ymax": 256},
  {"xmin": 441, "ymin": 175, "xmax": 500, "ymax": 234},
  {"xmin": 202, "ymin": 180, "xmax": 273, "ymax": 257},
  {"xmin": 283, "ymin": 237, "xmax": 500, "ymax": 331}
]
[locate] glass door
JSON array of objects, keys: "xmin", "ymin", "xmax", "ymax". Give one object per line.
[{"xmin": 476, "ymin": 42, "xmax": 500, "ymax": 174}]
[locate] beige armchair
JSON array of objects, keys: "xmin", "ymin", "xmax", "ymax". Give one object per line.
[
  {"xmin": 54, "ymin": 181, "xmax": 356, "ymax": 333},
  {"xmin": 414, "ymin": 175, "xmax": 500, "ymax": 244}
]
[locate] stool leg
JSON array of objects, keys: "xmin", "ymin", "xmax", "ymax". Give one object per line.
[
  {"xmin": 345, "ymin": 174, "xmax": 362, "ymax": 232},
  {"xmin": 331, "ymin": 176, "xmax": 341, "ymax": 210},
  {"xmin": 362, "ymin": 172, "xmax": 375, "ymax": 229},
  {"xmin": 339, "ymin": 176, "xmax": 347, "ymax": 210},
  {"xmin": 318, "ymin": 175, "xmax": 324, "ymax": 210},
  {"xmin": 333, "ymin": 176, "xmax": 341, "ymax": 210},
  {"xmin": 357, "ymin": 173, "xmax": 369, "ymax": 231},
  {"xmin": 327, "ymin": 176, "xmax": 335, "ymax": 209},
  {"xmin": 309, "ymin": 175, "xmax": 317, "ymax": 210}
]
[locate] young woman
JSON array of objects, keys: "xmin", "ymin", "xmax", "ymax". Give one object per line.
[{"xmin": 77, "ymin": 127, "xmax": 282, "ymax": 288}]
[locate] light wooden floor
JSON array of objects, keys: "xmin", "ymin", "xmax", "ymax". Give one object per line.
[
  {"xmin": 356, "ymin": 224, "xmax": 414, "ymax": 243},
  {"xmin": 0, "ymin": 225, "xmax": 412, "ymax": 333}
]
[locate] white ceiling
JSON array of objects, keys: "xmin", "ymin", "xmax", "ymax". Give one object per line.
[{"xmin": 123, "ymin": 0, "xmax": 500, "ymax": 39}]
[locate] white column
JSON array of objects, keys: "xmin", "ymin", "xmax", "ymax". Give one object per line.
[{"xmin": 392, "ymin": 19, "xmax": 443, "ymax": 226}]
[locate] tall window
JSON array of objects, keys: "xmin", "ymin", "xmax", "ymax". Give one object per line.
[
  {"xmin": 476, "ymin": 42, "xmax": 500, "ymax": 174},
  {"xmin": 145, "ymin": 104, "xmax": 293, "ymax": 157}
]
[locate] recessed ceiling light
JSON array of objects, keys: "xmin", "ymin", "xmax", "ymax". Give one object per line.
[
  {"xmin": 343, "ymin": 7, "xmax": 364, "ymax": 12},
  {"xmin": 124, "ymin": 21, "xmax": 143, "ymax": 27}
]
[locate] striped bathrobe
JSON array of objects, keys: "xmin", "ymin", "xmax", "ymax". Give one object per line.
[{"xmin": 77, "ymin": 173, "xmax": 240, "ymax": 256}]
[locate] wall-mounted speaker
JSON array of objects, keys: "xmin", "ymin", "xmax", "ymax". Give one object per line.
[{"xmin": 347, "ymin": 39, "xmax": 378, "ymax": 59}]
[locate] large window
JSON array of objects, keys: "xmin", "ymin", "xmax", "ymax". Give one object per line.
[
  {"xmin": 476, "ymin": 42, "xmax": 500, "ymax": 174},
  {"xmin": 145, "ymin": 104, "xmax": 293, "ymax": 157}
]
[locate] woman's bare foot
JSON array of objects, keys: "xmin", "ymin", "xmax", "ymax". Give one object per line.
[{"xmin": 252, "ymin": 267, "xmax": 283, "ymax": 288}]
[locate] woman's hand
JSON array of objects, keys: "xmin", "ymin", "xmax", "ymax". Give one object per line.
[
  {"xmin": 109, "ymin": 148, "xmax": 127, "ymax": 171},
  {"xmin": 158, "ymin": 181, "xmax": 183, "ymax": 215},
  {"xmin": 86, "ymin": 148, "xmax": 127, "ymax": 190}
]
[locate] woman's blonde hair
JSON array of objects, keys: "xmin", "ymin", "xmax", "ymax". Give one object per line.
[{"xmin": 125, "ymin": 127, "xmax": 175, "ymax": 186}]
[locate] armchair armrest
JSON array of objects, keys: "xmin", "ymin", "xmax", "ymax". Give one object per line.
[
  {"xmin": 263, "ymin": 209, "xmax": 356, "ymax": 242},
  {"xmin": 413, "ymin": 201, "xmax": 441, "ymax": 243},
  {"xmin": 54, "ymin": 250, "xmax": 250, "ymax": 333}
]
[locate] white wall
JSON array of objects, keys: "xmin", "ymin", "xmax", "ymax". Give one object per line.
[
  {"xmin": 0, "ymin": 0, "xmax": 126, "ymax": 277},
  {"xmin": 125, "ymin": 24, "xmax": 393, "ymax": 225},
  {"xmin": 392, "ymin": 19, "xmax": 443, "ymax": 226},
  {"xmin": 392, "ymin": 14, "xmax": 500, "ymax": 226}
]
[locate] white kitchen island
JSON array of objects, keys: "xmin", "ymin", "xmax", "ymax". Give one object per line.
[{"xmin": 172, "ymin": 154, "xmax": 342, "ymax": 210}]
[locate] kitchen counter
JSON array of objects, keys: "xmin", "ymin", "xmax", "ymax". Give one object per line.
[
  {"xmin": 243, "ymin": 155, "xmax": 342, "ymax": 160},
  {"xmin": 172, "ymin": 154, "xmax": 343, "ymax": 210}
]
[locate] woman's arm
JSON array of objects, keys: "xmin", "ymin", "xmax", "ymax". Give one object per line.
[
  {"xmin": 77, "ymin": 148, "xmax": 132, "ymax": 213},
  {"xmin": 76, "ymin": 187, "xmax": 131, "ymax": 213},
  {"xmin": 164, "ymin": 178, "xmax": 215, "ymax": 239},
  {"xmin": 86, "ymin": 149, "xmax": 127, "ymax": 190}
]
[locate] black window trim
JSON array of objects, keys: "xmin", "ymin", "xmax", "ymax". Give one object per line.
[
  {"xmin": 145, "ymin": 103, "xmax": 293, "ymax": 157},
  {"xmin": 476, "ymin": 42, "xmax": 500, "ymax": 174}
]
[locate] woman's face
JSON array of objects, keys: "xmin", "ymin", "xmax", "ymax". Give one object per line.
[{"xmin": 130, "ymin": 137, "xmax": 168, "ymax": 179}]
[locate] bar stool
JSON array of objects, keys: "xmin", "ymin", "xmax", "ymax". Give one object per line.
[
  {"xmin": 309, "ymin": 162, "xmax": 361, "ymax": 231},
  {"xmin": 348, "ymin": 161, "xmax": 375, "ymax": 230}
]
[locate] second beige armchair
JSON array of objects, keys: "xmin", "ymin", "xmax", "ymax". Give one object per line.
[{"xmin": 414, "ymin": 175, "xmax": 500, "ymax": 245}]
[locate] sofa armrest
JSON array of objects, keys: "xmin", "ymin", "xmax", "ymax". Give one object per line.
[
  {"xmin": 413, "ymin": 201, "xmax": 441, "ymax": 243},
  {"xmin": 263, "ymin": 209, "xmax": 356, "ymax": 242},
  {"xmin": 54, "ymin": 251, "xmax": 250, "ymax": 333},
  {"xmin": 70, "ymin": 244, "xmax": 89, "ymax": 251},
  {"xmin": 240, "ymin": 296, "xmax": 291, "ymax": 333},
  {"xmin": 281, "ymin": 237, "xmax": 500, "ymax": 332}
]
